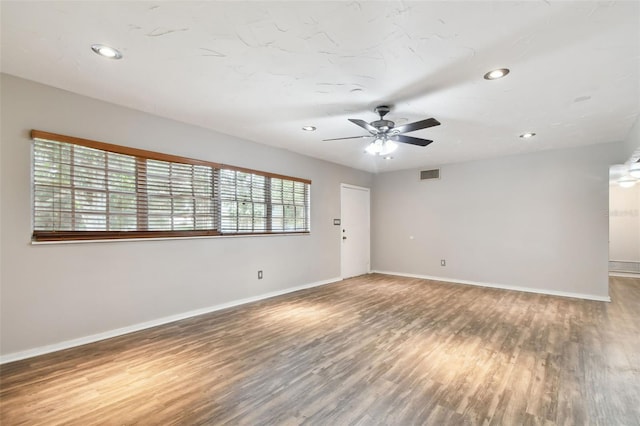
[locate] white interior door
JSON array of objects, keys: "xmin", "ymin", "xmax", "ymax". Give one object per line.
[{"xmin": 341, "ymin": 184, "xmax": 371, "ymax": 279}]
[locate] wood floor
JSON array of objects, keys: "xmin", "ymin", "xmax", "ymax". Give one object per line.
[{"xmin": 1, "ymin": 274, "xmax": 639, "ymax": 425}]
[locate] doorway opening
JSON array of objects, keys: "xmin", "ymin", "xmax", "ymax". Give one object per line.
[{"xmin": 609, "ymin": 171, "xmax": 640, "ymax": 277}]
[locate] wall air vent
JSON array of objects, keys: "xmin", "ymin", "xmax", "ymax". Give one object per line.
[
  {"xmin": 420, "ymin": 169, "xmax": 440, "ymax": 180},
  {"xmin": 609, "ymin": 261, "xmax": 640, "ymax": 274}
]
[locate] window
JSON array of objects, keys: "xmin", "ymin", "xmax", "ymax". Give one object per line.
[
  {"xmin": 270, "ymin": 178, "xmax": 310, "ymax": 232},
  {"xmin": 220, "ymin": 169, "xmax": 267, "ymax": 233},
  {"xmin": 219, "ymin": 171, "xmax": 311, "ymax": 233},
  {"xmin": 31, "ymin": 130, "xmax": 311, "ymax": 241}
]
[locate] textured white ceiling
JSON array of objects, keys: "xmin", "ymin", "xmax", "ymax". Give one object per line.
[{"xmin": 1, "ymin": 1, "xmax": 639, "ymax": 173}]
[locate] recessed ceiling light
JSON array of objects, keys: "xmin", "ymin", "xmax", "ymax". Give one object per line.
[
  {"xmin": 91, "ymin": 44, "xmax": 123, "ymax": 59},
  {"xmin": 519, "ymin": 132, "xmax": 536, "ymax": 139},
  {"xmin": 618, "ymin": 176, "xmax": 637, "ymax": 188},
  {"xmin": 383, "ymin": 156, "xmax": 393, "ymax": 160},
  {"xmin": 301, "ymin": 126, "xmax": 316, "ymax": 131},
  {"xmin": 484, "ymin": 68, "xmax": 510, "ymax": 80}
]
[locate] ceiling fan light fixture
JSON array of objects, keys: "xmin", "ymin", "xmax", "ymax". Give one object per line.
[
  {"xmin": 380, "ymin": 140, "xmax": 398, "ymax": 155},
  {"xmin": 365, "ymin": 139, "xmax": 398, "ymax": 156},
  {"xmin": 91, "ymin": 44, "xmax": 122, "ymax": 59},
  {"xmin": 629, "ymin": 160, "xmax": 640, "ymax": 178},
  {"xmin": 365, "ymin": 140, "xmax": 382, "ymax": 155},
  {"xmin": 484, "ymin": 68, "xmax": 510, "ymax": 80}
]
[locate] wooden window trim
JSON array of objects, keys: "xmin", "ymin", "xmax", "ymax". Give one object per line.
[
  {"xmin": 32, "ymin": 230, "xmax": 309, "ymax": 242},
  {"xmin": 32, "ymin": 230, "xmax": 222, "ymax": 242},
  {"xmin": 31, "ymin": 130, "xmax": 311, "ymax": 184}
]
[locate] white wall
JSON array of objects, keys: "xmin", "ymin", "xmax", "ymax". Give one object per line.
[
  {"xmin": 0, "ymin": 74, "xmax": 372, "ymax": 358},
  {"xmin": 372, "ymin": 142, "xmax": 624, "ymax": 300},
  {"xmin": 609, "ymin": 184, "xmax": 640, "ymax": 262},
  {"xmin": 622, "ymin": 116, "xmax": 640, "ymax": 160}
]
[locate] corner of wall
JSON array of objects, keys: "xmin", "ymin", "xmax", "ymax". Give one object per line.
[{"xmin": 622, "ymin": 117, "xmax": 640, "ymax": 161}]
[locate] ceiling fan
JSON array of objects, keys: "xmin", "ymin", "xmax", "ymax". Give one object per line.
[{"xmin": 324, "ymin": 105, "xmax": 441, "ymax": 156}]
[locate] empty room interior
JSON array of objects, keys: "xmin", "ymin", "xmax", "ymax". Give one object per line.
[{"xmin": 1, "ymin": 1, "xmax": 639, "ymax": 425}]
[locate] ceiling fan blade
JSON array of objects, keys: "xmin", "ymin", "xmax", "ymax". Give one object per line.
[
  {"xmin": 323, "ymin": 135, "xmax": 373, "ymax": 142},
  {"xmin": 391, "ymin": 134, "xmax": 434, "ymax": 147},
  {"xmin": 348, "ymin": 118, "xmax": 379, "ymax": 134},
  {"xmin": 394, "ymin": 118, "xmax": 441, "ymax": 134}
]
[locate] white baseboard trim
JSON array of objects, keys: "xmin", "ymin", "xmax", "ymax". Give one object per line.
[
  {"xmin": 609, "ymin": 272, "xmax": 640, "ymax": 278},
  {"xmin": 372, "ymin": 270, "xmax": 611, "ymax": 302},
  {"xmin": 0, "ymin": 276, "xmax": 341, "ymax": 365}
]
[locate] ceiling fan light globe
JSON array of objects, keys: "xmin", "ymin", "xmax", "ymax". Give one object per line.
[
  {"xmin": 365, "ymin": 142, "xmax": 381, "ymax": 155},
  {"xmin": 380, "ymin": 140, "xmax": 398, "ymax": 156}
]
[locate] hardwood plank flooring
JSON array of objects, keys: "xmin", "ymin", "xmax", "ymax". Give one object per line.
[{"xmin": 1, "ymin": 274, "xmax": 639, "ymax": 425}]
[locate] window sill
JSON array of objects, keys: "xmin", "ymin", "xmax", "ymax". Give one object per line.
[{"xmin": 31, "ymin": 231, "xmax": 310, "ymax": 245}]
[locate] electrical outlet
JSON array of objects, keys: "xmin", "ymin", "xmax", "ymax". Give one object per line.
[
  {"xmin": 258, "ymin": 270, "xmax": 263, "ymax": 279},
  {"xmin": 441, "ymin": 259, "xmax": 446, "ymax": 267}
]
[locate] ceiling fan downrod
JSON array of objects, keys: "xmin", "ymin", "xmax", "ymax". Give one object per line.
[
  {"xmin": 372, "ymin": 105, "xmax": 394, "ymax": 131},
  {"xmin": 374, "ymin": 105, "xmax": 391, "ymax": 119}
]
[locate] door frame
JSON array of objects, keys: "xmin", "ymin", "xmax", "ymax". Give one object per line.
[{"xmin": 340, "ymin": 183, "xmax": 371, "ymax": 279}]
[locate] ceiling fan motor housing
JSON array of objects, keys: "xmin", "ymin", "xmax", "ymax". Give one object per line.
[
  {"xmin": 371, "ymin": 119, "xmax": 395, "ymax": 131},
  {"xmin": 372, "ymin": 106, "xmax": 394, "ymax": 131}
]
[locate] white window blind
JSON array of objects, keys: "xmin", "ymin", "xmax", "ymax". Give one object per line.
[
  {"xmin": 144, "ymin": 160, "xmax": 217, "ymax": 231},
  {"xmin": 31, "ymin": 130, "xmax": 310, "ymax": 241},
  {"xmin": 34, "ymin": 140, "xmax": 141, "ymax": 232},
  {"xmin": 220, "ymin": 170, "xmax": 267, "ymax": 233},
  {"xmin": 270, "ymin": 178, "xmax": 310, "ymax": 232}
]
